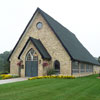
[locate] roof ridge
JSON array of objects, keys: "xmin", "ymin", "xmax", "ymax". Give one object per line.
[
  {"xmin": 37, "ymin": 8, "xmax": 100, "ymax": 65},
  {"xmin": 38, "ymin": 8, "xmax": 74, "ymax": 35},
  {"xmin": 18, "ymin": 37, "xmax": 51, "ymax": 60},
  {"xmin": 8, "ymin": 8, "xmax": 100, "ymax": 65}
]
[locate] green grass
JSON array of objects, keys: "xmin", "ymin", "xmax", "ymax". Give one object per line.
[
  {"xmin": 0, "ymin": 76, "xmax": 2, "ymax": 80},
  {"xmin": 0, "ymin": 74, "xmax": 100, "ymax": 100}
]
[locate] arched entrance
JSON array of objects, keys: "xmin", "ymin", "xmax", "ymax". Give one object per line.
[
  {"xmin": 54, "ymin": 60, "xmax": 60, "ymax": 74},
  {"xmin": 25, "ymin": 48, "xmax": 38, "ymax": 77}
]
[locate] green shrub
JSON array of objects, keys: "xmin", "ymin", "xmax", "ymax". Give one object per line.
[
  {"xmin": 47, "ymin": 69, "xmax": 55, "ymax": 75},
  {"xmin": 0, "ymin": 76, "xmax": 2, "ymax": 80}
]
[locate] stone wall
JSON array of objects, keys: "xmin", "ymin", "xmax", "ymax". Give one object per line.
[
  {"xmin": 10, "ymin": 11, "xmax": 71, "ymax": 76},
  {"xmin": 94, "ymin": 65, "xmax": 100, "ymax": 74}
]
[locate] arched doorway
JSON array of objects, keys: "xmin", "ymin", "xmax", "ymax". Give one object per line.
[
  {"xmin": 54, "ymin": 60, "xmax": 60, "ymax": 74},
  {"xmin": 25, "ymin": 48, "xmax": 38, "ymax": 77}
]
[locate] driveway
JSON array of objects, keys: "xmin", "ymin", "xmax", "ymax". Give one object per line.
[{"xmin": 0, "ymin": 78, "xmax": 28, "ymax": 85}]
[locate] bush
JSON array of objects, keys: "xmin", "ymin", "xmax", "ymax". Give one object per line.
[
  {"xmin": 47, "ymin": 69, "xmax": 55, "ymax": 75},
  {"xmin": 2, "ymin": 74, "xmax": 12, "ymax": 79},
  {"xmin": 28, "ymin": 75, "xmax": 75, "ymax": 80},
  {"xmin": 0, "ymin": 71, "xmax": 9, "ymax": 74},
  {"xmin": 0, "ymin": 74, "xmax": 19, "ymax": 80},
  {"xmin": 0, "ymin": 75, "xmax": 2, "ymax": 80}
]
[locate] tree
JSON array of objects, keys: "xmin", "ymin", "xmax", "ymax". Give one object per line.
[
  {"xmin": 98, "ymin": 56, "xmax": 100, "ymax": 63},
  {"xmin": 0, "ymin": 51, "xmax": 11, "ymax": 74}
]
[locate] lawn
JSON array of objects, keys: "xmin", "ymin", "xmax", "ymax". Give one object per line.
[
  {"xmin": 0, "ymin": 76, "xmax": 2, "ymax": 80},
  {"xmin": 0, "ymin": 74, "xmax": 100, "ymax": 100}
]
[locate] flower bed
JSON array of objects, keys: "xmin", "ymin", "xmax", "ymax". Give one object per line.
[
  {"xmin": 0, "ymin": 74, "xmax": 19, "ymax": 80},
  {"xmin": 28, "ymin": 75, "xmax": 75, "ymax": 80}
]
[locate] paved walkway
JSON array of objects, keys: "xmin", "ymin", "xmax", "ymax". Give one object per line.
[{"xmin": 0, "ymin": 78, "xmax": 28, "ymax": 85}]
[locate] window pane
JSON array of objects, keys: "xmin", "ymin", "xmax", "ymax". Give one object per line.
[
  {"xmin": 72, "ymin": 61, "xmax": 79, "ymax": 74},
  {"xmin": 26, "ymin": 49, "xmax": 38, "ymax": 61},
  {"xmin": 54, "ymin": 60, "xmax": 60, "ymax": 74},
  {"xmin": 86, "ymin": 64, "xmax": 89, "ymax": 72},
  {"xmin": 80, "ymin": 63, "xmax": 85, "ymax": 73},
  {"xmin": 26, "ymin": 53, "xmax": 32, "ymax": 61},
  {"xmin": 86, "ymin": 64, "xmax": 93, "ymax": 72},
  {"xmin": 33, "ymin": 56, "xmax": 38, "ymax": 61}
]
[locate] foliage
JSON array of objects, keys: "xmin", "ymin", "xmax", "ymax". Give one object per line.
[
  {"xmin": 0, "ymin": 75, "xmax": 2, "ymax": 80},
  {"xmin": 0, "ymin": 51, "xmax": 11, "ymax": 73},
  {"xmin": 98, "ymin": 56, "xmax": 100, "ymax": 63},
  {"xmin": 17, "ymin": 60, "xmax": 23, "ymax": 67},
  {"xmin": 1, "ymin": 74, "xmax": 12, "ymax": 79},
  {"xmin": 0, "ymin": 74, "xmax": 19, "ymax": 79},
  {"xmin": 42, "ymin": 62, "xmax": 48, "ymax": 67},
  {"xmin": 47, "ymin": 68, "xmax": 55, "ymax": 75},
  {"xmin": 0, "ymin": 71, "xmax": 9, "ymax": 74},
  {"xmin": 28, "ymin": 75, "xmax": 75, "ymax": 80}
]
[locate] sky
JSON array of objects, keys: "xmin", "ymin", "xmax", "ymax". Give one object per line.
[{"xmin": 0, "ymin": 0, "xmax": 100, "ymax": 57}]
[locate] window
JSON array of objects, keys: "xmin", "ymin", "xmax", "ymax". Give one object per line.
[
  {"xmin": 33, "ymin": 52, "xmax": 38, "ymax": 61},
  {"xmin": 54, "ymin": 60, "xmax": 60, "ymax": 74},
  {"xmin": 72, "ymin": 61, "xmax": 93, "ymax": 74},
  {"xmin": 36, "ymin": 22, "xmax": 43, "ymax": 29},
  {"xmin": 26, "ymin": 49, "xmax": 38, "ymax": 61},
  {"xmin": 26, "ymin": 53, "xmax": 32, "ymax": 61},
  {"xmin": 86, "ymin": 64, "xmax": 90, "ymax": 72},
  {"xmin": 89, "ymin": 65, "xmax": 93, "ymax": 72},
  {"xmin": 72, "ymin": 61, "xmax": 79, "ymax": 74},
  {"xmin": 80, "ymin": 63, "xmax": 85, "ymax": 73},
  {"xmin": 86, "ymin": 64, "xmax": 93, "ymax": 72}
]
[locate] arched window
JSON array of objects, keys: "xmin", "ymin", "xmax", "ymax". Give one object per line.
[
  {"xmin": 54, "ymin": 60, "xmax": 60, "ymax": 74},
  {"xmin": 26, "ymin": 49, "xmax": 38, "ymax": 61}
]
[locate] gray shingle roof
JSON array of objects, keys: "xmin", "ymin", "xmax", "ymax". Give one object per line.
[
  {"xmin": 18, "ymin": 37, "xmax": 51, "ymax": 60},
  {"xmin": 8, "ymin": 8, "xmax": 100, "ymax": 65},
  {"xmin": 38, "ymin": 8, "xmax": 100, "ymax": 65}
]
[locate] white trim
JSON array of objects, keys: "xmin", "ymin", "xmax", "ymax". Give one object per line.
[{"xmin": 26, "ymin": 49, "xmax": 38, "ymax": 61}]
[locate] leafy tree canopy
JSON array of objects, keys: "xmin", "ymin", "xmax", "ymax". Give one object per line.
[
  {"xmin": 98, "ymin": 56, "xmax": 100, "ymax": 63},
  {"xmin": 0, "ymin": 51, "xmax": 11, "ymax": 73}
]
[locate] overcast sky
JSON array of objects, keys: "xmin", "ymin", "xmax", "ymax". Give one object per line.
[{"xmin": 0, "ymin": 0, "xmax": 100, "ymax": 57}]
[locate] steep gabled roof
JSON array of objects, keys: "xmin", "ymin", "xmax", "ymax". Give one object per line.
[
  {"xmin": 8, "ymin": 8, "xmax": 100, "ymax": 65},
  {"xmin": 18, "ymin": 37, "xmax": 51, "ymax": 60},
  {"xmin": 38, "ymin": 8, "xmax": 100, "ymax": 65}
]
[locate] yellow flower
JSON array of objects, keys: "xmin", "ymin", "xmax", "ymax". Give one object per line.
[
  {"xmin": 28, "ymin": 78, "xmax": 32, "ymax": 80},
  {"xmin": 0, "ymin": 74, "xmax": 6, "ymax": 77},
  {"xmin": 28, "ymin": 75, "xmax": 75, "ymax": 80},
  {"xmin": 2, "ymin": 74, "xmax": 12, "ymax": 79}
]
